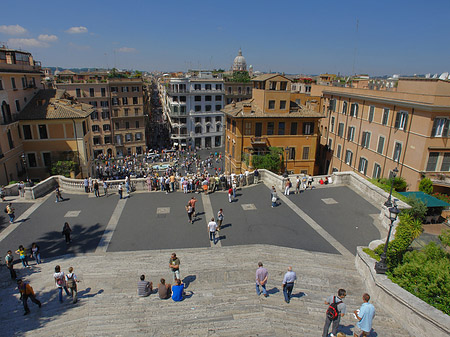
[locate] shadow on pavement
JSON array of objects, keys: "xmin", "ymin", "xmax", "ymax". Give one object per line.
[
  {"xmin": 182, "ymin": 275, "xmax": 196, "ymax": 289},
  {"xmin": 267, "ymin": 287, "xmax": 280, "ymax": 295},
  {"xmin": 36, "ymin": 223, "xmax": 106, "ymax": 259}
]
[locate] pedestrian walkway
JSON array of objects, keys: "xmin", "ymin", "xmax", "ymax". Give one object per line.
[{"xmin": 0, "ymin": 245, "xmax": 409, "ymax": 336}]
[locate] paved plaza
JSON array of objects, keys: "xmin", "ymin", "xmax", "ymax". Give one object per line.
[{"xmin": 0, "ymin": 183, "xmax": 381, "ymax": 259}]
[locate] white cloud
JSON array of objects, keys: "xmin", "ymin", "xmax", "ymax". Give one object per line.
[
  {"xmin": 0, "ymin": 24, "xmax": 27, "ymax": 35},
  {"xmin": 38, "ymin": 34, "xmax": 58, "ymax": 42},
  {"xmin": 7, "ymin": 38, "xmax": 49, "ymax": 48},
  {"xmin": 116, "ymin": 47, "xmax": 137, "ymax": 53},
  {"xmin": 65, "ymin": 26, "xmax": 88, "ymax": 34}
]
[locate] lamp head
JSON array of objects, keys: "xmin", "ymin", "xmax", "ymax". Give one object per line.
[{"xmin": 388, "ymin": 205, "xmax": 400, "ymax": 221}]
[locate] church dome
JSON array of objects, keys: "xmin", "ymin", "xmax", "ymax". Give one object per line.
[{"xmin": 233, "ymin": 49, "xmax": 247, "ymax": 72}]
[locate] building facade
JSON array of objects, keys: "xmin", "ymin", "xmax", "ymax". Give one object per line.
[
  {"xmin": 159, "ymin": 71, "xmax": 224, "ymax": 150},
  {"xmin": 223, "ymin": 74, "xmax": 324, "ymax": 175},
  {"xmin": 0, "ymin": 47, "xmax": 44, "ymax": 185},
  {"xmin": 19, "ymin": 89, "xmax": 93, "ymax": 179},
  {"xmin": 312, "ymin": 78, "xmax": 450, "ymax": 192},
  {"xmin": 55, "ymin": 72, "xmax": 148, "ymax": 157}
]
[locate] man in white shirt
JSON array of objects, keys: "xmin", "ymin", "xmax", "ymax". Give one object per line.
[{"xmin": 208, "ymin": 218, "xmax": 218, "ymax": 244}]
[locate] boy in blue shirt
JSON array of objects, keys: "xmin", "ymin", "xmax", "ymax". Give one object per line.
[{"xmin": 353, "ymin": 293, "xmax": 376, "ymax": 337}]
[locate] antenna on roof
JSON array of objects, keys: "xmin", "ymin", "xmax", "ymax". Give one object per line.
[{"xmin": 352, "ymin": 19, "xmax": 359, "ymax": 75}]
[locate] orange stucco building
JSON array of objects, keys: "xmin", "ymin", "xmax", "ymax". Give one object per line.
[
  {"xmin": 312, "ymin": 77, "xmax": 450, "ymax": 192},
  {"xmin": 19, "ymin": 89, "xmax": 94, "ymax": 179},
  {"xmin": 223, "ymin": 74, "xmax": 324, "ymax": 175}
]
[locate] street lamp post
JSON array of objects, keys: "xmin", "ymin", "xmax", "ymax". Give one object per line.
[
  {"xmin": 21, "ymin": 153, "xmax": 29, "ymax": 182},
  {"xmin": 384, "ymin": 167, "xmax": 399, "ymax": 208},
  {"xmin": 375, "ymin": 204, "xmax": 400, "ymax": 274},
  {"xmin": 283, "ymin": 146, "xmax": 289, "ymax": 178}
]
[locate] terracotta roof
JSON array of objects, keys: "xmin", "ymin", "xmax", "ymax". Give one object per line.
[
  {"xmin": 19, "ymin": 89, "xmax": 94, "ymax": 120},
  {"xmin": 222, "ymin": 99, "xmax": 324, "ymax": 119},
  {"xmin": 252, "ymin": 73, "xmax": 290, "ymax": 82}
]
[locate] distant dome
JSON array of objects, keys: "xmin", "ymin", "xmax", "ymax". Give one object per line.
[{"xmin": 233, "ymin": 49, "xmax": 247, "ymax": 72}]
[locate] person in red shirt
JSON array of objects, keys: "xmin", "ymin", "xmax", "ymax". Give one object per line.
[{"xmin": 228, "ymin": 187, "xmax": 233, "ymax": 203}]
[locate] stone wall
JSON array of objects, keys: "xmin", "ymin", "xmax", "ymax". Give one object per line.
[{"xmin": 355, "ymin": 247, "xmax": 450, "ymax": 337}]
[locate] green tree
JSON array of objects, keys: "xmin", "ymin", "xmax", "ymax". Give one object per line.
[
  {"xmin": 251, "ymin": 147, "xmax": 282, "ymax": 173},
  {"xmin": 419, "ymin": 177, "xmax": 433, "ymax": 195},
  {"xmin": 389, "ymin": 242, "xmax": 450, "ymax": 315},
  {"xmin": 51, "ymin": 161, "xmax": 77, "ymax": 178},
  {"xmin": 404, "ymin": 196, "xmax": 427, "ymax": 223},
  {"xmin": 439, "ymin": 229, "xmax": 450, "ymax": 248}
]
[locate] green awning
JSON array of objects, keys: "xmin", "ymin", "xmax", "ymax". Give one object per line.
[{"xmin": 399, "ymin": 191, "xmax": 450, "ymax": 208}]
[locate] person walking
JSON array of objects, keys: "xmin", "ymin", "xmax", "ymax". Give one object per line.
[
  {"xmin": 55, "ymin": 187, "xmax": 63, "ymax": 202},
  {"xmin": 208, "ymin": 218, "xmax": 218, "ymax": 244},
  {"xmin": 253, "ymin": 168, "xmax": 259, "ymax": 183},
  {"xmin": 282, "ymin": 266, "xmax": 297, "ymax": 303},
  {"xmin": 169, "ymin": 253, "xmax": 180, "ymax": 281},
  {"xmin": 255, "ymin": 262, "xmax": 268, "ymax": 297},
  {"xmin": 188, "ymin": 197, "xmax": 197, "ymax": 218},
  {"xmin": 322, "ymin": 288, "xmax": 347, "ymax": 337},
  {"xmin": 54, "ymin": 265, "xmax": 70, "ymax": 303},
  {"xmin": 66, "ymin": 267, "xmax": 81, "ymax": 303},
  {"xmin": 125, "ymin": 176, "xmax": 130, "ymax": 194},
  {"xmin": 228, "ymin": 187, "xmax": 233, "ymax": 203},
  {"xmin": 62, "ymin": 222, "xmax": 72, "ymax": 244},
  {"xmin": 217, "ymin": 209, "xmax": 224, "ymax": 231},
  {"xmin": 30, "ymin": 243, "xmax": 41, "ymax": 264},
  {"xmin": 5, "ymin": 250, "xmax": 17, "ymax": 280},
  {"xmin": 271, "ymin": 187, "xmax": 278, "ymax": 208},
  {"xmin": 186, "ymin": 203, "xmax": 194, "ymax": 223},
  {"xmin": 118, "ymin": 183, "xmax": 123, "ymax": 199},
  {"xmin": 6, "ymin": 203, "xmax": 15, "ymax": 224},
  {"xmin": 353, "ymin": 293, "xmax": 376, "ymax": 337},
  {"xmin": 17, "ymin": 279, "xmax": 41, "ymax": 315},
  {"xmin": 15, "ymin": 245, "xmax": 30, "ymax": 268}
]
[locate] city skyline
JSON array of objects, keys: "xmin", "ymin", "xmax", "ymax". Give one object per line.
[{"xmin": 1, "ymin": 0, "xmax": 450, "ymax": 76}]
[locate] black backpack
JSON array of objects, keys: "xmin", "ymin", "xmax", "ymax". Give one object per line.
[{"xmin": 326, "ymin": 296, "xmax": 342, "ymax": 320}]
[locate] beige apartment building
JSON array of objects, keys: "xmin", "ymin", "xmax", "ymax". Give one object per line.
[
  {"xmin": 0, "ymin": 47, "xmax": 44, "ymax": 185},
  {"xmin": 312, "ymin": 78, "xmax": 450, "ymax": 192},
  {"xmin": 56, "ymin": 72, "xmax": 148, "ymax": 157}
]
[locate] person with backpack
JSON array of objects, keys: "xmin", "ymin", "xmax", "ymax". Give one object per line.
[
  {"xmin": 322, "ymin": 288, "xmax": 347, "ymax": 337},
  {"xmin": 53, "ymin": 265, "xmax": 70, "ymax": 303},
  {"xmin": 65, "ymin": 267, "xmax": 80, "ymax": 303},
  {"xmin": 17, "ymin": 278, "xmax": 41, "ymax": 315}
]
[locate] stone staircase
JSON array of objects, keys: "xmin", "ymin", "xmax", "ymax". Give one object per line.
[{"xmin": 0, "ymin": 245, "xmax": 409, "ymax": 336}]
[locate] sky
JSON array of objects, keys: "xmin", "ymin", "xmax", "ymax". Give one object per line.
[{"xmin": 1, "ymin": 0, "xmax": 450, "ymax": 76}]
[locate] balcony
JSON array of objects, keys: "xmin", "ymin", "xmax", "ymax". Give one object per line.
[
  {"xmin": 424, "ymin": 172, "xmax": 450, "ymax": 187},
  {"xmin": 250, "ymin": 137, "xmax": 269, "ymax": 146}
]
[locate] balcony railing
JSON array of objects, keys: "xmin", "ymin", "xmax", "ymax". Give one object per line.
[{"xmin": 250, "ymin": 137, "xmax": 269, "ymax": 146}]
